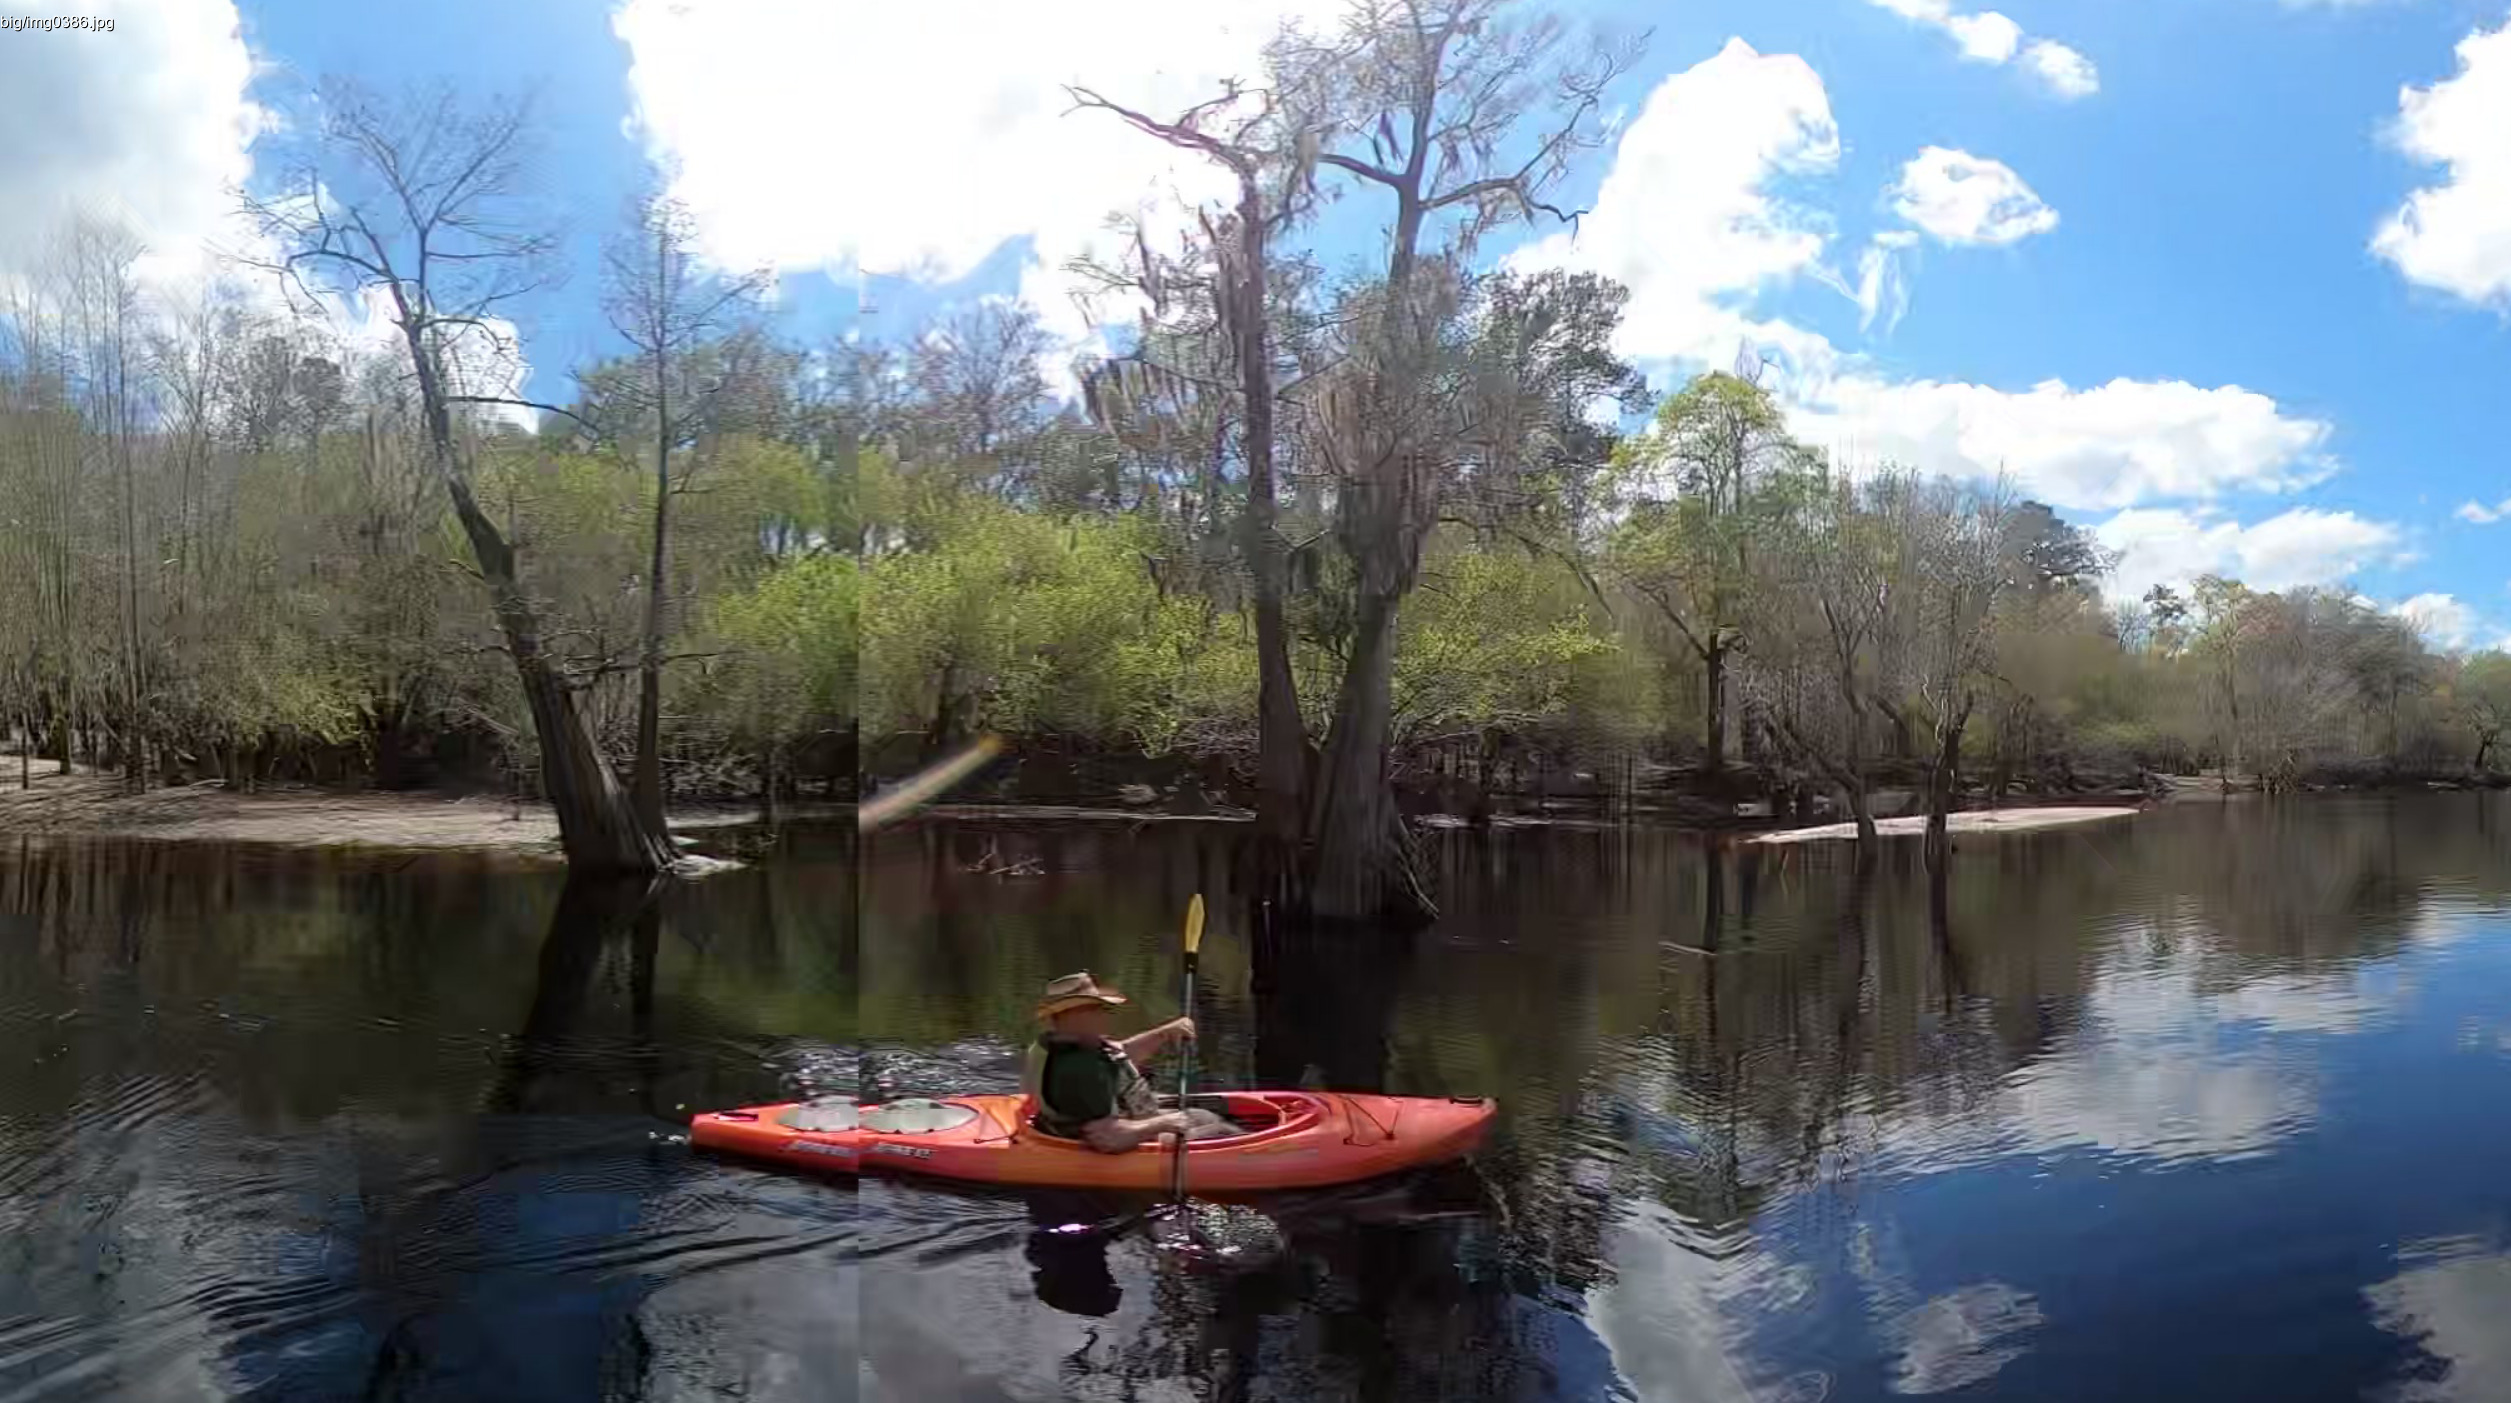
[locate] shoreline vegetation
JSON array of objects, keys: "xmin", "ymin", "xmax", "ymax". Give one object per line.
[
  {"xmin": 8, "ymin": 3, "xmax": 2511, "ymax": 897},
  {"xmin": 10, "ymin": 745, "xmax": 2496, "ymax": 861}
]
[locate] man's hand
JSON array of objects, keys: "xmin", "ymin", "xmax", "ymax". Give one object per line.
[
  {"xmin": 1084, "ymin": 1109, "xmax": 1193, "ymax": 1153},
  {"xmin": 1118, "ymin": 1018, "xmax": 1198, "ymax": 1067}
]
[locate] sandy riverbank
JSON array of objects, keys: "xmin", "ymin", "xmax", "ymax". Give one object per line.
[
  {"xmin": 0, "ymin": 760, "xmax": 2149, "ymax": 855},
  {"xmin": 0, "ymin": 760, "xmax": 795, "ymax": 861},
  {"xmin": 1749, "ymin": 806, "xmax": 2140, "ymax": 845}
]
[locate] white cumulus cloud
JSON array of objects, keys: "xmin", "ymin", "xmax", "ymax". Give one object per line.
[
  {"xmin": 2093, "ymin": 506, "xmax": 2409, "ymax": 601},
  {"xmin": 2373, "ymin": 17, "xmax": 2511, "ymax": 305},
  {"xmin": 1890, "ymin": 146, "xmax": 2059, "ymax": 246},
  {"xmin": 2021, "ymin": 40, "xmax": 2102, "ymax": 101},
  {"xmin": 1866, "ymin": 0, "xmax": 2100, "ymax": 99},
  {"xmin": 1788, "ymin": 375, "xmax": 2333, "ymax": 511},
  {"xmin": 0, "ymin": 3, "xmax": 533, "ymax": 416},
  {"xmin": 1509, "ymin": 38, "xmax": 1844, "ymax": 374},
  {"xmin": 0, "ymin": 0, "xmax": 270, "ymax": 293},
  {"xmin": 614, "ymin": 0, "xmax": 1334, "ymax": 348},
  {"xmin": 1515, "ymin": 40, "xmax": 2331, "ymax": 514},
  {"xmin": 2395, "ymin": 592, "xmax": 2482, "ymax": 648},
  {"xmin": 2457, "ymin": 498, "xmax": 2510, "ymax": 523}
]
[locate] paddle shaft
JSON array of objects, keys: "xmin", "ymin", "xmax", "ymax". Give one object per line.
[
  {"xmin": 1172, "ymin": 893, "xmax": 1204, "ymax": 1207},
  {"xmin": 1172, "ymin": 945, "xmax": 1196, "ymax": 1203}
]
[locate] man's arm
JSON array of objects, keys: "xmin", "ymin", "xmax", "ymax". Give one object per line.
[
  {"xmin": 1118, "ymin": 1017, "xmax": 1194, "ymax": 1065},
  {"xmin": 1081, "ymin": 1110, "xmax": 1191, "ymax": 1153}
]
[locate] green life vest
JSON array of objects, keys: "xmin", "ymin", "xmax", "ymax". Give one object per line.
[{"xmin": 1025, "ymin": 1032, "xmax": 1157, "ymax": 1138}]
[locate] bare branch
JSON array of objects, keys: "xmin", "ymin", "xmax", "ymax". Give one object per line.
[
  {"xmin": 1318, "ymin": 151, "xmax": 1404, "ymax": 187},
  {"xmin": 444, "ymin": 394, "xmax": 603, "ymax": 437}
]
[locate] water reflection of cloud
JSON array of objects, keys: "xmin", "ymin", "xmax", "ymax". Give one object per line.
[
  {"xmin": 2365, "ymin": 1237, "xmax": 2511, "ymax": 1402},
  {"xmin": 1590, "ymin": 1201, "xmax": 1789, "ymax": 1403},
  {"xmin": 1852, "ymin": 1222, "xmax": 2044, "ymax": 1396},
  {"xmin": 1879, "ymin": 1281, "xmax": 2044, "ymax": 1395},
  {"xmin": 1892, "ymin": 949, "xmax": 2352, "ymax": 1170},
  {"xmin": 1997, "ymin": 1032, "xmax": 2311, "ymax": 1165},
  {"xmin": 2208, "ymin": 970, "xmax": 2397, "ymax": 1038},
  {"xmin": 2453, "ymin": 1018, "xmax": 2511, "ymax": 1055}
]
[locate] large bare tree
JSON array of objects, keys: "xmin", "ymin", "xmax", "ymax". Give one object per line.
[
  {"xmin": 1074, "ymin": 0, "xmax": 1641, "ymax": 927},
  {"xmin": 1869, "ymin": 477, "xmax": 2021, "ymax": 876},
  {"xmin": 1068, "ymin": 79, "xmax": 1316, "ymax": 866},
  {"xmin": 1280, "ymin": 0, "xmax": 1642, "ymax": 925},
  {"xmin": 246, "ymin": 82, "xmax": 676, "ymax": 873},
  {"xmin": 598, "ymin": 192, "xmax": 771, "ymax": 836}
]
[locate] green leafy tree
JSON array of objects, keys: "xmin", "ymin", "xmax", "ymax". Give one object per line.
[
  {"xmin": 1393, "ymin": 539, "xmax": 1618, "ymax": 749},
  {"xmin": 2455, "ymin": 651, "xmax": 2511, "ymax": 772},
  {"xmin": 1608, "ymin": 371, "xmax": 1810, "ymax": 773},
  {"xmin": 700, "ymin": 553, "xmax": 858, "ymax": 810}
]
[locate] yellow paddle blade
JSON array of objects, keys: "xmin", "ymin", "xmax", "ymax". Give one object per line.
[
  {"xmin": 857, "ymin": 734, "xmax": 1003, "ymax": 833},
  {"xmin": 1184, "ymin": 893, "xmax": 1205, "ymax": 955}
]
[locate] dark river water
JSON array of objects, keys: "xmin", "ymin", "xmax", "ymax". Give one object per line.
[{"xmin": 4, "ymin": 797, "xmax": 2511, "ymax": 1401}]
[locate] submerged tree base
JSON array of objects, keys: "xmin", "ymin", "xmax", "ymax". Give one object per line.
[
  {"xmin": 0, "ymin": 760, "xmax": 778, "ymax": 865},
  {"xmin": 1751, "ymin": 806, "xmax": 2140, "ymax": 846}
]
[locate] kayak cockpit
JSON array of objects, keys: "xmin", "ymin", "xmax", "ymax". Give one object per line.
[
  {"xmin": 775, "ymin": 1096, "xmax": 859, "ymax": 1132},
  {"xmin": 1019, "ymin": 1089, "xmax": 1328, "ymax": 1153},
  {"xmin": 858, "ymin": 1099, "xmax": 977, "ymax": 1133}
]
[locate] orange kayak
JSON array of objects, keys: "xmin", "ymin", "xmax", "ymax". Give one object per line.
[{"xmin": 690, "ymin": 1090, "xmax": 1496, "ymax": 1193}]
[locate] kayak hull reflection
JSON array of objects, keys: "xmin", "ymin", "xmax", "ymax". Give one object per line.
[{"xmin": 691, "ymin": 1089, "xmax": 1496, "ymax": 1192}]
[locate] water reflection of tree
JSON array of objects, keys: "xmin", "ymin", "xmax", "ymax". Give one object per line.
[
  {"xmin": 355, "ymin": 873, "xmax": 676, "ymax": 1399},
  {"xmin": 842, "ymin": 798, "xmax": 2511, "ymax": 1394},
  {"xmin": 1437, "ymin": 795, "xmax": 2511, "ymax": 1317},
  {"xmin": 487, "ymin": 874, "xmax": 664, "ymax": 1116},
  {"xmin": 1250, "ymin": 900, "xmax": 1411, "ymax": 1092}
]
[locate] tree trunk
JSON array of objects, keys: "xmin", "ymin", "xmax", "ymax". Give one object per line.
[
  {"xmin": 760, "ymin": 742, "xmax": 780, "ymax": 827},
  {"xmin": 1703, "ymin": 638, "xmax": 1727, "ymax": 774},
  {"xmin": 1844, "ymin": 780, "xmax": 1878, "ymax": 853},
  {"xmin": 634, "ymin": 269, "xmax": 672, "ymax": 838},
  {"xmin": 1234, "ymin": 175, "xmax": 1306, "ymax": 858},
  {"xmin": 1469, "ymin": 729, "xmax": 1498, "ymax": 830},
  {"xmin": 1295, "ymin": 180, "xmax": 1439, "ymax": 928},
  {"xmin": 633, "ymin": 519, "xmax": 668, "ymax": 834},
  {"xmin": 923, "ymin": 659, "xmax": 959, "ymax": 763},
  {"xmin": 116, "ymin": 351, "xmax": 144, "ymax": 798},
  {"xmin": 1836, "ymin": 686, "xmax": 1879, "ymax": 862},
  {"xmin": 1923, "ymin": 713, "xmax": 1967, "ymax": 878},
  {"xmin": 397, "ymin": 313, "xmax": 672, "ymax": 874},
  {"xmin": 1306, "ymin": 588, "xmax": 1434, "ymax": 927},
  {"xmin": 2224, "ymin": 661, "xmax": 2243, "ymax": 786}
]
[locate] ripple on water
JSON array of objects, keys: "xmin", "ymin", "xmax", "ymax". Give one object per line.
[{"xmin": 8, "ymin": 803, "xmax": 2511, "ymax": 1400}]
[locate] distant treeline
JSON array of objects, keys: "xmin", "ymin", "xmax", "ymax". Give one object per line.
[
  {"xmin": 0, "ymin": 209, "xmax": 857, "ymax": 807},
  {"xmin": 10, "ymin": 9, "xmax": 2506, "ymax": 890}
]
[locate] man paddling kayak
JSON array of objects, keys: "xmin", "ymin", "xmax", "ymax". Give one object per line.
[{"xmin": 1023, "ymin": 972, "xmax": 1237, "ymax": 1150}]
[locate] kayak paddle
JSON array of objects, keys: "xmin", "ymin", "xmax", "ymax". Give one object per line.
[{"xmin": 1172, "ymin": 892, "xmax": 1204, "ymax": 1211}]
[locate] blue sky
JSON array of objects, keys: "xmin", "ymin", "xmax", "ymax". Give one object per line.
[{"xmin": 11, "ymin": 0, "xmax": 2511, "ymax": 642}]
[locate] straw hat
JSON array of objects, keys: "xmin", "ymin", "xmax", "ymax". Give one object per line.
[{"xmin": 1036, "ymin": 971, "xmax": 1129, "ymax": 1020}]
